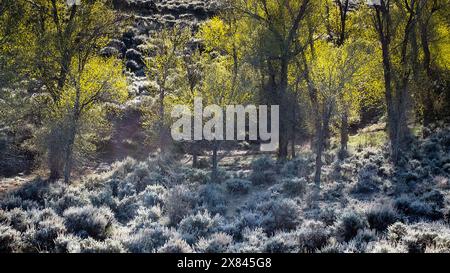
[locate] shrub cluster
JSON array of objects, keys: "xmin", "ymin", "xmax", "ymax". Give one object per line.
[
  {"xmin": 225, "ymin": 179, "xmax": 252, "ymax": 195},
  {"xmin": 63, "ymin": 206, "xmax": 115, "ymax": 240},
  {"xmin": 335, "ymin": 211, "xmax": 368, "ymax": 242},
  {"xmin": 257, "ymin": 198, "xmax": 301, "ymax": 234},
  {"xmin": 249, "ymin": 157, "xmax": 277, "ymax": 185}
]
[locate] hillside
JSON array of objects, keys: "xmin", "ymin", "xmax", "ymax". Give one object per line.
[{"xmin": 1, "ymin": 125, "xmax": 450, "ymax": 253}]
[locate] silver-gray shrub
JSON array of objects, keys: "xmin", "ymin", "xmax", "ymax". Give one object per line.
[
  {"xmin": 124, "ymin": 223, "xmax": 177, "ymax": 253},
  {"xmin": 297, "ymin": 220, "xmax": 330, "ymax": 252},
  {"xmin": 88, "ymin": 186, "xmax": 117, "ymax": 209},
  {"xmin": 178, "ymin": 211, "xmax": 224, "ymax": 244},
  {"xmin": 234, "ymin": 228, "xmax": 268, "ymax": 253},
  {"xmin": 227, "ymin": 210, "xmax": 263, "ymax": 239},
  {"xmin": 394, "ymin": 194, "xmax": 442, "ymax": 221},
  {"xmin": 249, "ymin": 156, "xmax": 277, "ymax": 185},
  {"xmin": 195, "ymin": 232, "xmax": 233, "ymax": 253},
  {"xmin": 114, "ymin": 195, "xmax": 141, "ymax": 223},
  {"xmin": 182, "ymin": 167, "xmax": 210, "ymax": 184},
  {"xmin": 281, "ymin": 155, "xmax": 314, "ymax": 178},
  {"xmin": 0, "ymin": 209, "xmax": 8, "ymax": 224},
  {"xmin": 198, "ymin": 183, "xmax": 227, "ymax": 215},
  {"xmin": 63, "ymin": 205, "xmax": 115, "ymax": 240},
  {"xmin": 50, "ymin": 188, "xmax": 91, "ymax": 214},
  {"xmin": 366, "ymin": 204, "xmax": 399, "ymax": 232},
  {"xmin": 139, "ymin": 184, "xmax": 167, "ymax": 208},
  {"xmin": 257, "ymin": 198, "xmax": 301, "ymax": 234},
  {"xmin": 127, "ymin": 207, "xmax": 163, "ymax": 231},
  {"xmin": 350, "ymin": 163, "xmax": 382, "ymax": 195},
  {"xmin": 14, "ymin": 178, "xmax": 50, "ymax": 205},
  {"xmin": 157, "ymin": 238, "xmax": 194, "ymax": 253},
  {"xmin": 225, "ymin": 179, "xmax": 252, "ymax": 195},
  {"xmin": 282, "ymin": 177, "xmax": 307, "ymax": 197},
  {"xmin": 117, "ymin": 180, "xmax": 137, "ymax": 199},
  {"xmin": 0, "ymin": 195, "xmax": 40, "ymax": 211},
  {"xmin": 387, "ymin": 222, "xmax": 408, "ymax": 243},
  {"xmin": 165, "ymin": 185, "xmax": 197, "ymax": 225},
  {"xmin": 319, "ymin": 207, "xmax": 338, "ymax": 226},
  {"xmin": 111, "ymin": 157, "xmax": 138, "ymax": 180},
  {"xmin": 6, "ymin": 208, "xmax": 30, "ymax": 232},
  {"xmin": 349, "ymin": 229, "xmax": 378, "ymax": 253},
  {"xmin": 0, "ymin": 224, "xmax": 23, "ymax": 253},
  {"xmin": 23, "ymin": 209, "xmax": 67, "ymax": 252},
  {"xmin": 78, "ymin": 238, "xmax": 125, "ymax": 253},
  {"xmin": 264, "ymin": 232, "xmax": 298, "ymax": 253},
  {"xmin": 335, "ymin": 210, "xmax": 368, "ymax": 242},
  {"xmin": 54, "ymin": 234, "xmax": 82, "ymax": 253}
]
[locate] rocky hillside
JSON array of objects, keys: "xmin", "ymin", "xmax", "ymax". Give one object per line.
[
  {"xmin": 113, "ymin": 0, "xmax": 221, "ymax": 18},
  {"xmin": 96, "ymin": 0, "xmax": 224, "ymax": 162},
  {"xmin": 107, "ymin": 0, "xmax": 222, "ymax": 76}
]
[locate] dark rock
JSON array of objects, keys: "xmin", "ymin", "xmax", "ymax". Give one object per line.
[
  {"xmin": 125, "ymin": 49, "xmax": 144, "ymax": 64},
  {"xmin": 100, "ymin": 47, "xmax": 120, "ymax": 57},
  {"xmin": 109, "ymin": 39, "xmax": 126, "ymax": 52},
  {"xmin": 125, "ymin": 60, "xmax": 142, "ymax": 72}
]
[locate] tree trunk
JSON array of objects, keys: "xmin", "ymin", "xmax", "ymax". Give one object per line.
[
  {"xmin": 302, "ymin": 50, "xmax": 323, "ymax": 191},
  {"xmin": 291, "ymin": 138, "xmax": 296, "ymax": 159},
  {"xmin": 48, "ymin": 151, "xmax": 62, "ymax": 181},
  {"xmin": 159, "ymin": 88, "xmax": 166, "ymax": 154},
  {"xmin": 337, "ymin": 0, "xmax": 349, "ymax": 46},
  {"xmin": 313, "ymin": 102, "xmax": 333, "ymax": 197},
  {"xmin": 420, "ymin": 14, "xmax": 435, "ymax": 136},
  {"xmin": 391, "ymin": 3, "xmax": 415, "ymax": 162},
  {"xmin": 48, "ymin": 126, "xmax": 65, "ymax": 181},
  {"xmin": 193, "ymin": 153, "xmax": 198, "ymax": 168},
  {"xmin": 63, "ymin": 121, "xmax": 77, "ymax": 184},
  {"xmin": 278, "ymin": 57, "xmax": 289, "ymax": 160},
  {"xmin": 339, "ymin": 108, "xmax": 349, "ymax": 159},
  {"xmin": 381, "ymin": 41, "xmax": 398, "ymax": 162},
  {"xmin": 211, "ymin": 142, "xmax": 219, "ymax": 181},
  {"xmin": 375, "ymin": 5, "xmax": 404, "ymax": 164},
  {"xmin": 311, "ymin": 94, "xmax": 324, "ymax": 192},
  {"xmin": 423, "ymin": 94, "xmax": 434, "ymax": 136},
  {"xmin": 322, "ymin": 101, "xmax": 333, "ymax": 161},
  {"xmin": 314, "ymin": 119, "xmax": 324, "ymax": 195},
  {"xmin": 63, "ymin": 79, "xmax": 81, "ymax": 183},
  {"xmin": 323, "ymin": 116, "xmax": 331, "ymax": 150}
]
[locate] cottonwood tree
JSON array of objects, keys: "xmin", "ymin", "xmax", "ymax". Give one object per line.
[
  {"xmin": 412, "ymin": 0, "xmax": 450, "ymax": 135},
  {"xmin": 369, "ymin": 0, "xmax": 416, "ymax": 164},
  {"xmin": 367, "ymin": 0, "xmax": 450, "ymax": 161},
  {"xmin": 5, "ymin": 0, "xmax": 125, "ymax": 180},
  {"xmin": 170, "ymin": 16, "xmax": 255, "ymax": 174},
  {"xmin": 323, "ymin": 0, "xmax": 355, "ymax": 156},
  {"xmin": 144, "ymin": 25, "xmax": 191, "ymax": 154},
  {"xmin": 232, "ymin": 0, "xmax": 312, "ymax": 160},
  {"xmin": 198, "ymin": 16, "xmax": 256, "ymax": 179},
  {"xmin": 180, "ymin": 50, "xmax": 204, "ymax": 167},
  {"xmin": 199, "ymin": 56, "xmax": 253, "ymax": 180},
  {"xmin": 0, "ymin": 0, "xmax": 38, "ymax": 87},
  {"xmin": 177, "ymin": 17, "xmax": 254, "ymax": 180},
  {"xmin": 0, "ymin": 0, "xmax": 33, "ymax": 126},
  {"xmin": 53, "ymin": 57, "xmax": 127, "ymax": 183},
  {"xmin": 296, "ymin": 39, "xmax": 366, "ymax": 191}
]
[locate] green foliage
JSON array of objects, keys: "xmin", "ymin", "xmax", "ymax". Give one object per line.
[{"xmin": 1, "ymin": 0, "xmax": 126, "ymax": 179}]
